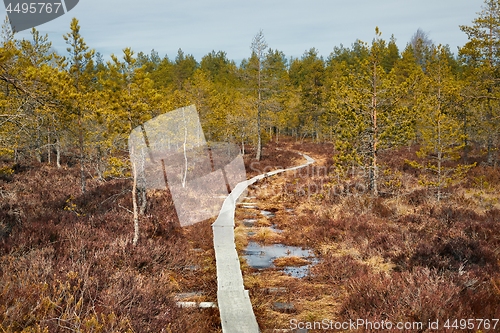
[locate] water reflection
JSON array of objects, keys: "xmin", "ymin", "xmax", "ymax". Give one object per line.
[{"xmin": 243, "ymin": 241, "xmax": 317, "ymax": 278}]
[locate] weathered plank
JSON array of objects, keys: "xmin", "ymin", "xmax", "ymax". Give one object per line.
[{"xmin": 212, "ymin": 152, "xmax": 314, "ymax": 333}]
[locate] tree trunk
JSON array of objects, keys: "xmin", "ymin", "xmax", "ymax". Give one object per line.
[
  {"xmin": 56, "ymin": 135, "xmax": 61, "ymax": 168},
  {"xmin": 96, "ymin": 145, "xmax": 103, "ymax": 180},
  {"xmin": 486, "ymin": 99, "xmax": 495, "ymax": 166},
  {"xmin": 487, "ymin": 135, "xmax": 495, "ymax": 166},
  {"xmin": 47, "ymin": 127, "xmax": 51, "ymax": 164},
  {"xmin": 138, "ymin": 187, "xmax": 147, "ymax": 215},
  {"xmin": 462, "ymin": 114, "xmax": 469, "ymax": 164},
  {"xmin": 370, "ymin": 62, "xmax": 378, "ymax": 196},
  {"xmin": 181, "ymin": 107, "xmax": 188, "ymax": 187},
  {"xmin": 256, "ymin": 107, "xmax": 262, "ymax": 161},
  {"xmin": 437, "ymin": 84, "xmax": 443, "ymax": 201},
  {"xmin": 131, "ymin": 157, "xmax": 140, "ymax": 246},
  {"xmin": 78, "ymin": 114, "xmax": 86, "ymax": 193},
  {"xmin": 437, "ymin": 151, "xmax": 442, "ymax": 202},
  {"xmin": 35, "ymin": 120, "xmax": 42, "ymax": 163},
  {"xmin": 256, "ymin": 83, "xmax": 262, "ymax": 161},
  {"xmin": 79, "ymin": 133, "xmax": 86, "ymax": 193}
]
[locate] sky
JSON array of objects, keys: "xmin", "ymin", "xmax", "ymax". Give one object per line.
[{"xmin": 1, "ymin": 0, "xmax": 485, "ymax": 64}]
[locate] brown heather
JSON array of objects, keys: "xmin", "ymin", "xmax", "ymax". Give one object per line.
[
  {"xmin": 239, "ymin": 139, "xmax": 500, "ymax": 332},
  {"xmin": 0, "ymin": 139, "xmax": 499, "ymax": 332},
  {"xmin": 0, "ymin": 161, "xmax": 220, "ymax": 332}
]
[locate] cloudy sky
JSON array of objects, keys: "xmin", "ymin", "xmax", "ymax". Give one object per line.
[{"xmin": 1, "ymin": 0, "xmax": 485, "ymax": 63}]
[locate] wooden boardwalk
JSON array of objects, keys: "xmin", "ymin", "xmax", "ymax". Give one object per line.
[{"xmin": 212, "ymin": 152, "xmax": 314, "ymax": 333}]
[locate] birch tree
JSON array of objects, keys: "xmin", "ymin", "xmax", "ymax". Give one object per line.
[{"xmin": 250, "ymin": 30, "xmax": 267, "ymax": 161}]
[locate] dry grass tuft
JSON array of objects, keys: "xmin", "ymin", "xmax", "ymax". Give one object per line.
[
  {"xmin": 3, "ymin": 138, "xmax": 499, "ymax": 332},
  {"xmin": 251, "ymin": 227, "xmax": 285, "ymax": 244},
  {"xmin": 273, "ymin": 256, "xmax": 311, "ymax": 267},
  {"xmin": 237, "ymin": 138, "xmax": 500, "ymax": 331}
]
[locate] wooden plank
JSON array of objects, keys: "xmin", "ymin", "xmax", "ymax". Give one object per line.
[{"xmin": 212, "ymin": 152, "xmax": 314, "ymax": 333}]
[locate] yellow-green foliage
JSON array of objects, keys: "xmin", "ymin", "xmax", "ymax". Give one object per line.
[
  {"xmin": 408, "ymin": 45, "xmax": 476, "ymax": 200},
  {"xmin": 0, "ymin": 3, "xmax": 499, "ymax": 194},
  {"xmin": 63, "ymin": 195, "xmax": 83, "ymax": 216},
  {"xmin": 0, "ymin": 165, "xmax": 14, "ymax": 177},
  {"xmin": 103, "ymin": 156, "xmax": 129, "ymax": 178},
  {"xmin": 0, "ymin": 148, "xmax": 14, "ymax": 159}
]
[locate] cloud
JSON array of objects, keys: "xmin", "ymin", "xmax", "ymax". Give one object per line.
[{"xmin": 3, "ymin": 0, "xmax": 483, "ymax": 62}]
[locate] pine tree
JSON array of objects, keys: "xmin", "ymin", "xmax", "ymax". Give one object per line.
[
  {"xmin": 18, "ymin": 28, "xmax": 56, "ymax": 163},
  {"xmin": 410, "ymin": 45, "xmax": 474, "ymax": 201},
  {"xmin": 99, "ymin": 47, "xmax": 161, "ymax": 178},
  {"xmin": 459, "ymin": 0, "xmax": 500, "ymax": 166},
  {"xmin": 290, "ymin": 48, "xmax": 326, "ymax": 141},
  {"xmin": 330, "ymin": 28, "xmax": 415, "ymax": 196},
  {"xmin": 0, "ymin": 24, "xmax": 61, "ymax": 165},
  {"xmin": 382, "ymin": 35, "xmax": 400, "ymax": 73},
  {"xmin": 173, "ymin": 48, "xmax": 198, "ymax": 90},
  {"xmin": 200, "ymin": 50, "xmax": 238, "ymax": 86},
  {"xmin": 0, "ymin": 18, "xmax": 21, "ymax": 163},
  {"xmin": 62, "ymin": 18, "xmax": 95, "ymax": 193},
  {"xmin": 262, "ymin": 49, "xmax": 290, "ymax": 141}
]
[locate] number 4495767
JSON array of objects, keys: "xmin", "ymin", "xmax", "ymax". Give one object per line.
[
  {"xmin": 443, "ymin": 318, "xmax": 499, "ymax": 330},
  {"xmin": 5, "ymin": 2, "xmax": 62, "ymax": 14}
]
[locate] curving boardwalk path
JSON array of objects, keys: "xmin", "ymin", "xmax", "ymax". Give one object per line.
[{"xmin": 212, "ymin": 152, "xmax": 314, "ymax": 333}]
